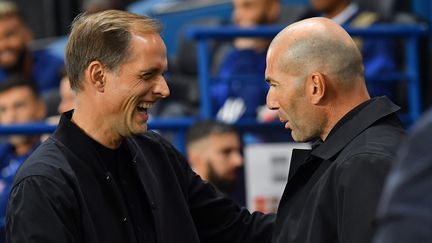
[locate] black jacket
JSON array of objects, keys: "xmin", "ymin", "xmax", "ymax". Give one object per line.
[
  {"xmin": 6, "ymin": 112, "xmax": 274, "ymax": 243},
  {"xmin": 272, "ymin": 97, "xmax": 405, "ymax": 243}
]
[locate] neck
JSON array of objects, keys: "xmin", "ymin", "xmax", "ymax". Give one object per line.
[
  {"xmin": 321, "ymin": 87, "xmax": 370, "ymax": 141},
  {"xmin": 325, "ymin": 1, "xmax": 351, "ymax": 18},
  {"xmin": 72, "ymin": 100, "xmax": 123, "ymax": 149}
]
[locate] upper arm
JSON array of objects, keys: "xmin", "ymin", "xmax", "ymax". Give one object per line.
[
  {"xmin": 186, "ymin": 164, "xmax": 274, "ymax": 243},
  {"xmin": 336, "ymin": 154, "xmax": 393, "ymax": 243},
  {"xmin": 151, "ymin": 133, "xmax": 275, "ymax": 243},
  {"xmin": 6, "ymin": 176, "xmax": 80, "ymax": 243}
]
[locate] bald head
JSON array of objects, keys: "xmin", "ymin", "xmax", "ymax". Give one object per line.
[
  {"xmin": 269, "ymin": 17, "xmax": 364, "ymax": 89},
  {"xmin": 265, "ymin": 18, "xmax": 370, "ymax": 141}
]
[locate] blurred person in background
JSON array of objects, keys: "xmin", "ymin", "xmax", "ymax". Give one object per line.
[
  {"xmin": 265, "ymin": 17, "xmax": 405, "ymax": 243},
  {"xmin": 0, "ymin": 1, "xmax": 64, "ymax": 94},
  {"xmin": 306, "ymin": 0, "xmax": 398, "ymax": 98},
  {"xmin": 214, "ymin": 0, "xmax": 280, "ymax": 122},
  {"xmin": 41, "ymin": 73, "xmax": 75, "ymax": 142},
  {"xmin": 0, "ymin": 76, "xmax": 46, "ymax": 243},
  {"xmin": 84, "ymin": 0, "xmax": 138, "ymax": 13},
  {"xmin": 186, "ymin": 120, "xmax": 245, "ymax": 204},
  {"xmin": 373, "ymin": 108, "xmax": 432, "ymax": 243},
  {"xmin": 57, "ymin": 74, "xmax": 75, "ymax": 114}
]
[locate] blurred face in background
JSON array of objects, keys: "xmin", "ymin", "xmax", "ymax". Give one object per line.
[
  {"xmin": 205, "ymin": 132, "xmax": 243, "ymax": 192},
  {"xmin": 233, "ymin": 0, "xmax": 280, "ymax": 27},
  {"xmin": 310, "ymin": 0, "xmax": 350, "ymax": 17},
  {"xmin": 58, "ymin": 76, "xmax": 76, "ymax": 114},
  {"xmin": 0, "ymin": 15, "xmax": 31, "ymax": 70},
  {"xmin": 0, "ymin": 85, "xmax": 45, "ymax": 150}
]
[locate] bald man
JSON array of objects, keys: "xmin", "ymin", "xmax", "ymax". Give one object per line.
[{"xmin": 265, "ymin": 17, "xmax": 405, "ymax": 243}]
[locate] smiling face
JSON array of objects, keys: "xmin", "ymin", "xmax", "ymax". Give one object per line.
[
  {"xmin": 0, "ymin": 84, "xmax": 45, "ymax": 149},
  {"xmin": 102, "ymin": 32, "xmax": 169, "ymax": 137},
  {"xmin": 0, "ymin": 15, "xmax": 31, "ymax": 70}
]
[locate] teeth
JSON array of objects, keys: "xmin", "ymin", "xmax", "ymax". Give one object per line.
[{"xmin": 138, "ymin": 102, "xmax": 153, "ymax": 109}]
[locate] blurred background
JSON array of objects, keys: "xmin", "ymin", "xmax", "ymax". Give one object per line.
[{"xmin": 0, "ymin": 0, "xmax": 430, "ymax": 231}]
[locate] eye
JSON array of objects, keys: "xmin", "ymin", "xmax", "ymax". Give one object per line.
[
  {"xmin": 267, "ymin": 82, "xmax": 276, "ymax": 88},
  {"xmin": 140, "ymin": 73, "xmax": 154, "ymax": 81}
]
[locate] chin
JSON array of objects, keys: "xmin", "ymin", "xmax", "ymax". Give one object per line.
[{"xmin": 132, "ymin": 125, "xmax": 148, "ymax": 135}]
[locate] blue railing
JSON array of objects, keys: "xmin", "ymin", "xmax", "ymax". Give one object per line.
[
  {"xmin": 187, "ymin": 24, "xmax": 428, "ymax": 125},
  {"xmin": 0, "ymin": 117, "xmax": 287, "ymax": 153},
  {"xmin": 0, "ymin": 24, "xmax": 427, "ymax": 153},
  {"xmin": 0, "ymin": 118, "xmax": 196, "ymax": 153}
]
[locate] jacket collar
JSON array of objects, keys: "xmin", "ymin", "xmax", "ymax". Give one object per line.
[
  {"xmin": 311, "ymin": 96, "xmax": 400, "ymax": 161},
  {"xmin": 52, "ymin": 111, "xmax": 141, "ymax": 165}
]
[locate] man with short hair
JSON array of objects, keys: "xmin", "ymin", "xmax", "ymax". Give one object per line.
[
  {"xmin": 6, "ymin": 10, "xmax": 274, "ymax": 243},
  {"xmin": 0, "ymin": 76, "xmax": 46, "ymax": 242},
  {"xmin": 0, "ymin": 1, "xmax": 63, "ymax": 94},
  {"xmin": 265, "ymin": 17, "xmax": 405, "ymax": 243},
  {"xmin": 186, "ymin": 120, "xmax": 244, "ymax": 202}
]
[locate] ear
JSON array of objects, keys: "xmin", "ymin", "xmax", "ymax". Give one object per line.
[
  {"xmin": 306, "ymin": 72, "xmax": 326, "ymax": 105},
  {"xmin": 85, "ymin": 61, "xmax": 106, "ymax": 93}
]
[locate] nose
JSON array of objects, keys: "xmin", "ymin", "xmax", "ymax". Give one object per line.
[
  {"xmin": 154, "ymin": 76, "xmax": 170, "ymax": 98},
  {"xmin": 231, "ymin": 151, "xmax": 243, "ymax": 168},
  {"xmin": 266, "ymin": 89, "xmax": 279, "ymax": 110}
]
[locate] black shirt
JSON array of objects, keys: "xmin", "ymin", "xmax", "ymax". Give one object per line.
[{"xmin": 92, "ymin": 140, "xmax": 156, "ymax": 243}]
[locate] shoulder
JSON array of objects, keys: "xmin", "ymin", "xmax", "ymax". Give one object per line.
[
  {"xmin": 344, "ymin": 113, "xmax": 405, "ymax": 159},
  {"xmin": 13, "ymin": 138, "xmax": 74, "ymax": 188}
]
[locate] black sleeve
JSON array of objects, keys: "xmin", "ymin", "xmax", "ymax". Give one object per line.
[
  {"xmin": 187, "ymin": 168, "xmax": 275, "ymax": 243},
  {"xmin": 335, "ymin": 153, "xmax": 392, "ymax": 243},
  {"xmin": 149, "ymin": 131, "xmax": 275, "ymax": 243},
  {"xmin": 6, "ymin": 176, "xmax": 80, "ymax": 243}
]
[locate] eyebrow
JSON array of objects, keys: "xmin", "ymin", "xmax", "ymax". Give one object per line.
[{"xmin": 140, "ymin": 67, "xmax": 168, "ymax": 75}]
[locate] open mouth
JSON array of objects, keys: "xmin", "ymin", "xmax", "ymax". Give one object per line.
[{"xmin": 136, "ymin": 102, "xmax": 153, "ymax": 113}]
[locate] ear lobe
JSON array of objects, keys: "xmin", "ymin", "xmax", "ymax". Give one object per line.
[
  {"xmin": 86, "ymin": 61, "xmax": 106, "ymax": 92},
  {"xmin": 308, "ymin": 72, "xmax": 326, "ymax": 105}
]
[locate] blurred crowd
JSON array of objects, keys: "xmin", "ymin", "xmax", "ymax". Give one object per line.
[{"xmin": 0, "ymin": 0, "xmax": 430, "ymax": 242}]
